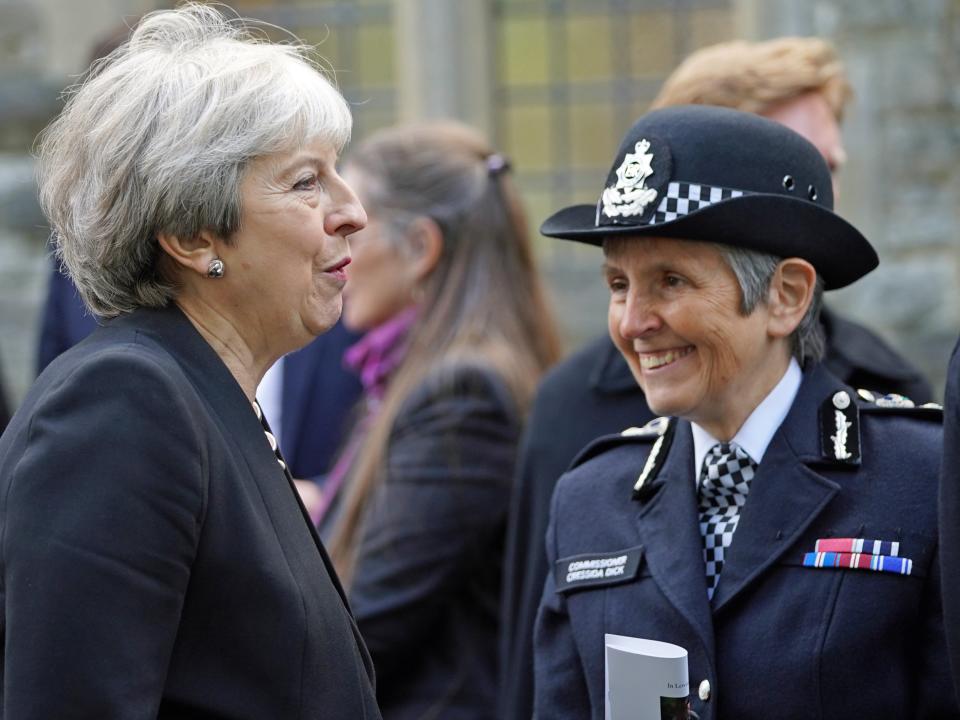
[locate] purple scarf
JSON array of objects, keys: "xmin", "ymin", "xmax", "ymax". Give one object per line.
[{"xmin": 312, "ymin": 306, "xmax": 418, "ymax": 526}]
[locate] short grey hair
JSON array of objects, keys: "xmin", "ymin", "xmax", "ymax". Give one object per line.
[
  {"xmin": 716, "ymin": 244, "xmax": 825, "ymax": 365},
  {"xmin": 36, "ymin": 2, "xmax": 353, "ymax": 317}
]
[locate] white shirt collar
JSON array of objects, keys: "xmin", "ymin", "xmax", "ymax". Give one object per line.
[
  {"xmin": 256, "ymin": 356, "xmax": 286, "ymax": 446},
  {"xmin": 691, "ymin": 357, "xmax": 802, "ymax": 480}
]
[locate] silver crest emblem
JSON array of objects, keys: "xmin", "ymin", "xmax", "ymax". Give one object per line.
[
  {"xmin": 831, "ymin": 409, "xmax": 852, "ymax": 461},
  {"xmin": 601, "ymin": 139, "xmax": 659, "ymax": 219},
  {"xmin": 634, "ymin": 434, "xmax": 664, "ymax": 492}
]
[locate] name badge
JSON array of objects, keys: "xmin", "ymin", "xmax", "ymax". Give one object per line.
[{"xmin": 555, "ymin": 546, "xmax": 643, "ymax": 594}]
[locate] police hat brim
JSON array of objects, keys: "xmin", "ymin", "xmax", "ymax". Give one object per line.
[{"xmin": 540, "ymin": 193, "xmax": 877, "ymax": 290}]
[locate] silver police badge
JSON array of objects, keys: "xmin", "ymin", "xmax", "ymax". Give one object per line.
[{"xmin": 601, "ymin": 139, "xmax": 659, "ymax": 219}]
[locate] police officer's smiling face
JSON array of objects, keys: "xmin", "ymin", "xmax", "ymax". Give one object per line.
[{"xmin": 604, "ymin": 237, "xmax": 796, "ymax": 440}]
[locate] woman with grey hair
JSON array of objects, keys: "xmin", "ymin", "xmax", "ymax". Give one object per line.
[{"xmin": 0, "ymin": 4, "xmax": 379, "ymax": 719}]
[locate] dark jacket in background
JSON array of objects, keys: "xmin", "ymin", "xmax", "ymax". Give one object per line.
[
  {"xmin": 1, "ymin": 305, "xmax": 381, "ymax": 720},
  {"xmin": 499, "ymin": 306, "xmax": 934, "ymax": 720},
  {"xmin": 940, "ymin": 337, "xmax": 960, "ymax": 701},
  {"xmin": 282, "ymin": 319, "xmax": 363, "ymax": 480},
  {"xmin": 36, "ymin": 262, "xmax": 99, "ymax": 375},
  {"xmin": 350, "ymin": 364, "xmax": 519, "ymax": 720},
  {"xmin": 535, "ymin": 364, "xmax": 953, "ymax": 719}
]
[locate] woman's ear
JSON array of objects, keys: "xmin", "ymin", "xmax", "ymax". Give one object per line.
[
  {"xmin": 767, "ymin": 258, "xmax": 817, "ymax": 340},
  {"xmin": 403, "ymin": 216, "xmax": 444, "ymax": 283},
  {"xmin": 157, "ymin": 230, "xmax": 219, "ymax": 277}
]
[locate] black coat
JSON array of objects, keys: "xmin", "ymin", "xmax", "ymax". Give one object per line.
[
  {"xmin": 536, "ymin": 365, "xmax": 954, "ymax": 719},
  {"xmin": 499, "ymin": 307, "xmax": 934, "ymax": 720},
  {"xmin": 941, "ymin": 337, "xmax": 960, "ymax": 700},
  {"xmin": 0, "ymin": 305, "xmax": 381, "ymax": 720},
  {"xmin": 350, "ymin": 364, "xmax": 520, "ymax": 720}
]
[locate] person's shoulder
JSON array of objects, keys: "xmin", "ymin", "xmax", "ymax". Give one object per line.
[
  {"xmin": 33, "ymin": 327, "xmax": 192, "ymax": 420},
  {"xmin": 568, "ymin": 416, "xmax": 671, "ymax": 469},
  {"xmin": 555, "ymin": 417, "xmax": 674, "ymax": 500},
  {"xmin": 400, "ymin": 359, "xmax": 519, "ymax": 424},
  {"xmin": 850, "ymin": 388, "xmax": 942, "ymax": 466}
]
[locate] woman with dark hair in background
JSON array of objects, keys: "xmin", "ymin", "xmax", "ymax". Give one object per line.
[{"xmin": 326, "ymin": 122, "xmax": 561, "ymax": 719}]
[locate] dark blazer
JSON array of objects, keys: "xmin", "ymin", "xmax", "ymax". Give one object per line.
[
  {"xmin": 499, "ymin": 307, "xmax": 934, "ymax": 720},
  {"xmin": 0, "ymin": 305, "xmax": 381, "ymax": 720},
  {"xmin": 350, "ymin": 363, "xmax": 519, "ymax": 720},
  {"xmin": 941, "ymin": 337, "xmax": 960, "ymax": 699},
  {"xmin": 535, "ymin": 364, "xmax": 955, "ymax": 719}
]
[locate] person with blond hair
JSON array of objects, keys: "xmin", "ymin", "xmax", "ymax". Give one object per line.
[
  {"xmin": 499, "ymin": 36, "xmax": 932, "ymax": 720},
  {"xmin": 0, "ymin": 5, "xmax": 380, "ymax": 717}
]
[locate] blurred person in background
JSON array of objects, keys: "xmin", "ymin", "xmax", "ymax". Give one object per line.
[
  {"xmin": 499, "ymin": 36, "xmax": 934, "ymax": 720},
  {"xmin": 327, "ymin": 122, "xmax": 561, "ymax": 719},
  {"xmin": 34, "ymin": 19, "xmax": 364, "ymax": 510},
  {"xmin": 0, "ymin": 5, "xmax": 381, "ymax": 718}
]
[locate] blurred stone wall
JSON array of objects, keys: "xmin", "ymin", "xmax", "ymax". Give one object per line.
[
  {"xmin": 0, "ymin": 0, "xmax": 156, "ymax": 408},
  {"xmin": 736, "ymin": 0, "xmax": 960, "ymax": 395}
]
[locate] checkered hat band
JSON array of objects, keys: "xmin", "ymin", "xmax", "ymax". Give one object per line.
[{"xmin": 652, "ymin": 182, "xmax": 748, "ymax": 224}]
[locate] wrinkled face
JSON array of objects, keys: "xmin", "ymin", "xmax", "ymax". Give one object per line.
[
  {"xmin": 340, "ymin": 167, "xmax": 418, "ymax": 332},
  {"xmin": 764, "ymin": 91, "xmax": 846, "ymax": 178},
  {"xmin": 219, "ymin": 139, "xmax": 366, "ymax": 350},
  {"xmin": 604, "ymin": 237, "xmax": 785, "ymax": 436}
]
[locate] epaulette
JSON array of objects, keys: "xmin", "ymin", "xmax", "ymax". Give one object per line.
[
  {"xmin": 854, "ymin": 388, "xmax": 943, "ymax": 420},
  {"xmin": 819, "ymin": 388, "xmax": 942, "ymax": 466},
  {"xmin": 818, "ymin": 389, "xmax": 861, "ymax": 466},
  {"xmin": 567, "ymin": 416, "xmax": 671, "ymax": 472}
]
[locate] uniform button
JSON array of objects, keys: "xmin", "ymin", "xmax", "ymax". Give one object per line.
[{"xmin": 698, "ymin": 679, "xmax": 711, "ymax": 701}]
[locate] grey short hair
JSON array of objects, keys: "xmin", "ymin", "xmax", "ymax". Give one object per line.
[
  {"xmin": 716, "ymin": 244, "xmax": 825, "ymax": 365},
  {"xmin": 36, "ymin": 3, "xmax": 352, "ymax": 317}
]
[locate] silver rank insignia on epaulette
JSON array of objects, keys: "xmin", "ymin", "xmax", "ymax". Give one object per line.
[
  {"xmin": 629, "ymin": 417, "xmax": 675, "ymax": 499},
  {"xmin": 856, "ymin": 389, "xmax": 941, "ymax": 417},
  {"xmin": 819, "ymin": 390, "xmax": 861, "ymax": 465},
  {"xmin": 621, "ymin": 416, "xmax": 670, "ymax": 438}
]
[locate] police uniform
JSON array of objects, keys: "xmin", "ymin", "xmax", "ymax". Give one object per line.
[
  {"xmin": 532, "ymin": 106, "xmax": 958, "ymax": 719},
  {"xmin": 535, "ymin": 365, "xmax": 954, "ymax": 719}
]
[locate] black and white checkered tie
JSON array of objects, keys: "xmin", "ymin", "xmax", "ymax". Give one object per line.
[{"xmin": 698, "ymin": 442, "xmax": 756, "ymax": 600}]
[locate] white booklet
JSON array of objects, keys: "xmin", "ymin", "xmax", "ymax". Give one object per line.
[{"xmin": 605, "ymin": 634, "xmax": 690, "ymax": 720}]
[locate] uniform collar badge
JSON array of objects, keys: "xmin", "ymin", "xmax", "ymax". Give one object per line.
[
  {"xmin": 819, "ymin": 390, "xmax": 861, "ymax": 465},
  {"xmin": 632, "ymin": 416, "xmax": 676, "ymax": 499}
]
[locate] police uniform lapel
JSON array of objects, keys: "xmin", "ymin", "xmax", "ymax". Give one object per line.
[
  {"xmin": 710, "ymin": 366, "xmax": 843, "ymax": 613},
  {"xmin": 634, "ymin": 421, "xmax": 716, "ymax": 658}
]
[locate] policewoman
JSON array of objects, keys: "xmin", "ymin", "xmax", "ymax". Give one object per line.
[{"xmin": 533, "ymin": 106, "xmax": 958, "ymax": 719}]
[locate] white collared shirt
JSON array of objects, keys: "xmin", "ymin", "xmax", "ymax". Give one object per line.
[
  {"xmin": 256, "ymin": 356, "xmax": 285, "ymax": 445},
  {"xmin": 691, "ymin": 357, "xmax": 802, "ymax": 484}
]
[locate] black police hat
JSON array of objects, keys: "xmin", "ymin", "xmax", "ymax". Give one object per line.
[{"xmin": 540, "ymin": 105, "xmax": 877, "ymax": 289}]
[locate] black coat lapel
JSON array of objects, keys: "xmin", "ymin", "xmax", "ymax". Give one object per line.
[
  {"xmin": 112, "ymin": 306, "xmax": 354, "ymax": 611},
  {"xmin": 711, "ymin": 365, "xmax": 844, "ymax": 613},
  {"xmin": 634, "ymin": 423, "xmax": 715, "ymax": 658}
]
